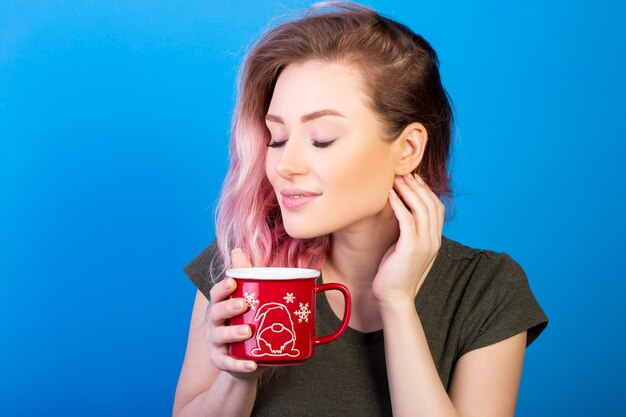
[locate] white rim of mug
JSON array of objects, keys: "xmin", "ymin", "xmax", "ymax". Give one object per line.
[{"xmin": 225, "ymin": 267, "xmax": 320, "ymax": 279}]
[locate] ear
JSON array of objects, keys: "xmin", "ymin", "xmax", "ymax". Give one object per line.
[{"xmin": 393, "ymin": 122, "xmax": 428, "ymax": 176}]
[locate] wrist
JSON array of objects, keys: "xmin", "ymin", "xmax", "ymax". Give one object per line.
[{"xmin": 378, "ymin": 296, "xmax": 416, "ymax": 320}]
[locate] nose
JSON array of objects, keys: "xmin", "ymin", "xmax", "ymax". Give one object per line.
[{"xmin": 273, "ymin": 137, "xmax": 309, "ymax": 178}]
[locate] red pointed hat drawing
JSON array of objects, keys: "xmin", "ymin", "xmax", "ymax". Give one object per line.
[{"xmin": 251, "ymin": 302, "xmax": 300, "ymax": 357}]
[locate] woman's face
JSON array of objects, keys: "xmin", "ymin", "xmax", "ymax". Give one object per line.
[{"xmin": 264, "ymin": 60, "xmax": 401, "ymax": 239}]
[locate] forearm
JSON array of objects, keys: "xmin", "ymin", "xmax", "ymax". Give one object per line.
[
  {"xmin": 177, "ymin": 371, "xmax": 258, "ymax": 417},
  {"xmin": 380, "ymin": 299, "xmax": 459, "ymax": 417}
]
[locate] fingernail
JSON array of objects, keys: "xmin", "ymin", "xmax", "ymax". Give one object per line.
[
  {"xmin": 235, "ymin": 299, "xmax": 244, "ymax": 309},
  {"xmin": 231, "ymin": 248, "xmax": 243, "ymax": 255},
  {"xmin": 238, "ymin": 326, "xmax": 250, "ymax": 336},
  {"xmin": 245, "ymin": 362, "xmax": 256, "ymax": 371}
]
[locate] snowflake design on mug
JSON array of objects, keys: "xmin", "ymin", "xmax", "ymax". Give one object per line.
[
  {"xmin": 243, "ymin": 291, "xmax": 260, "ymax": 310},
  {"xmin": 283, "ymin": 292, "xmax": 296, "ymax": 303},
  {"xmin": 294, "ymin": 302, "xmax": 311, "ymax": 323}
]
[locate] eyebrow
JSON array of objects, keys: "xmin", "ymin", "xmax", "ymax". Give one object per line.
[{"xmin": 265, "ymin": 109, "xmax": 345, "ymax": 124}]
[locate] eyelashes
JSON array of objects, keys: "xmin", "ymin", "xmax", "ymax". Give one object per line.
[
  {"xmin": 266, "ymin": 140, "xmax": 286, "ymax": 148},
  {"xmin": 266, "ymin": 139, "xmax": 337, "ymax": 149}
]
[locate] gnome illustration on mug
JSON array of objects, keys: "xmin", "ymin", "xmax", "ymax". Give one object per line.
[{"xmin": 251, "ymin": 302, "xmax": 300, "ymax": 357}]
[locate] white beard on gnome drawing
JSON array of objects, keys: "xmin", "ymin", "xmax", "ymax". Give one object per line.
[{"xmin": 251, "ymin": 302, "xmax": 300, "ymax": 357}]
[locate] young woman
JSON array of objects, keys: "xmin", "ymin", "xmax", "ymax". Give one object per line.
[{"xmin": 173, "ymin": 2, "xmax": 548, "ymax": 416}]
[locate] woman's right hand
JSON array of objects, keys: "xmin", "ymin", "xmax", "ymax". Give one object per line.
[{"xmin": 208, "ymin": 248, "xmax": 263, "ymax": 380}]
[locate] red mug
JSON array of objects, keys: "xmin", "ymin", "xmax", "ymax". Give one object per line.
[{"xmin": 226, "ymin": 267, "xmax": 351, "ymax": 365}]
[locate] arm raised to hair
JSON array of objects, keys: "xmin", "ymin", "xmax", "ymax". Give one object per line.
[{"xmin": 375, "ymin": 173, "xmax": 527, "ymax": 416}]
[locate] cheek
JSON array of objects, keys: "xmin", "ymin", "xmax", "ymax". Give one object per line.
[{"xmin": 328, "ymin": 157, "xmax": 393, "ymax": 210}]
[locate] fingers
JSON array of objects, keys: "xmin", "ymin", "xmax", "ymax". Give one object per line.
[
  {"xmin": 406, "ymin": 174, "xmax": 443, "ymax": 242},
  {"xmin": 211, "ymin": 323, "xmax": 252, "ymax": 345},
  {"xmin": 210, "ymin": 349, "xmax": 258, "ymax": 373},
  {"xmin": 209, "ymin": 296, "xmax": 248, "ymax": 325},
  {"xmin": 208, "ymin": 320, "xmax": 257, "ymax": 374},
  {"xmin": 208, "ymin": 249, "xmax": 253, "ymax": 327},
  {"xmin": 392, "ymin": 173, "xmax": 444, "ymax": 247},
  {"xmin": 395, "ymin": 175, "xmax": 431, "ymax": 238},
  {"xmin": 207, "ymin": 278, "xmax": 257, "ymax": 375},
  {"xmin": 209, "ymin": 277, "xmax": 237, "ymax": 304},
  {"xmin": 204, "ymin": 248, "xmax": 258, "ymax": 377}
]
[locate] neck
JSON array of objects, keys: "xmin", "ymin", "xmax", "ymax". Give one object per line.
[
  {"xmin": 321, "ymin": 202, "xmax": 400, "ymax": 332},
  {"xmin": 323, "ymin": 202, "xmax": 399, "ymax": 285}
]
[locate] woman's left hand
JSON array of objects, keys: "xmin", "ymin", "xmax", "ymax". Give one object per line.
[{"xmin": 371, "ymin": 173, "xmax": 445, "ymax": 307}]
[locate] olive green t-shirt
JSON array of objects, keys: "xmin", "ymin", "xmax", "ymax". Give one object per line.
[{"xmin": 183, "ymin": 236, "xmax": 548, "ymax": 416}]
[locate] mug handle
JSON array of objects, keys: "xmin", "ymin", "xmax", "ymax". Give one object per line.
[{"xmin": 314, "ymin": 283, "xmax": 352, "ymax": 346}]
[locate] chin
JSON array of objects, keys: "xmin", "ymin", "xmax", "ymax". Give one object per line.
[
  {"xmin": 282, "ymin": 221, "xmax": 327, "ymax": 240},
  {"xmin": 284, "ymin": 228, "xmax": 323, "ymax": 240}
]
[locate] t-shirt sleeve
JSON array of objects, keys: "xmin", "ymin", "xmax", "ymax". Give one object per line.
[
  {"xmin": 457, "ymin": 253, "xmax": 548, "ymax": 358},
  {"xmin": 182, "ymin": 239, "xmax": 223, "ymax": 302}
]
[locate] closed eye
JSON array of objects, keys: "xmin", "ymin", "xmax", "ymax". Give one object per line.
[
  {"xmin": 266, "ymin": 139, "xmax": 337, "ymax": 149},
  {"xmin": 312, "ymin": 139, "xmax": 336, "ymax": 148},
  {"xmin": 266, "ymin": 140, "xmax": 286, "ymax": 148}
]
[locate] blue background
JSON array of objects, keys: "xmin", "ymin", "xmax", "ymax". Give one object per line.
[{"xmin": 1, "ymin": 0, "xmax": 624, "ymax": 415}]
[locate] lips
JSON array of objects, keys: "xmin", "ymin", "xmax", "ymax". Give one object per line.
[
  {"xmin": 279, "ymin": 188, "xmax": 322, "ymax": 198},
  {"xmin": 279, "ymin": 188, "xmax": 321, "ymax": 210}
]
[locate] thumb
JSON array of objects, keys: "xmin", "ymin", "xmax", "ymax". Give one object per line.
[{"xmin": 231, "ymin": 248, "xmax": 253, "ymax": 268}]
